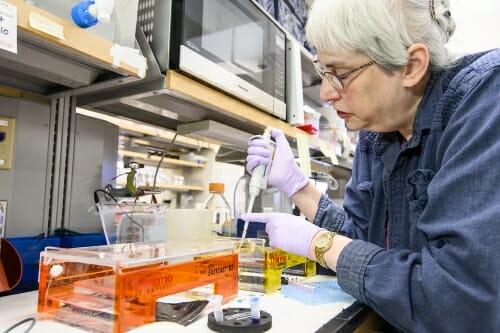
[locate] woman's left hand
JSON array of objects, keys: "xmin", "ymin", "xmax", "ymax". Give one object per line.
[{"xmin": 241, "ymin": 212, "xmax": 324, "ymax": 258}]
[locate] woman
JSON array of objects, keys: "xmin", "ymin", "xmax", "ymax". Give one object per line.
[{"xmin": 242, "ymin": 0, "xmax": 500, "ymax": 332}]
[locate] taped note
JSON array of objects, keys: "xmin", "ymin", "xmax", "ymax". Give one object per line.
[
  {"xmin": 29, "ymin": 11, "xmax": 65, "ymax": 40},
  {"xmin": 0, "ymin": 0, "xmax": 17, "ymax": 54}
]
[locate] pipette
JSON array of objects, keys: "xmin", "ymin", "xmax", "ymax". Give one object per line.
[{"xmin": 240, "ymin": 127, "xmax": 274, "ymax": 249}]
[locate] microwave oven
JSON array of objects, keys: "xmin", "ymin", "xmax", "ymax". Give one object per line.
[{"xmin": 140, "ymin": 0, "xmax": 287, "ymax": 120}]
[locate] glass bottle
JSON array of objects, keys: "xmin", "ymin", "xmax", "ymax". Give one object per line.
[{"xmin": 204, "ymin": 183, "xmax": 234, "ymax": 237}]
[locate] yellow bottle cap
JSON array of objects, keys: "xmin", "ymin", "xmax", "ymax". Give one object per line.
[{"xmin": 209, "ymin": 183, "xmax": 224, "ymax": 193}]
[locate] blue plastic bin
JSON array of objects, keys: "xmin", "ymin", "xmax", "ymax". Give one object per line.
[{"xmin": 60, "ymin": 233, "xmax": 107, "ymax": 248}]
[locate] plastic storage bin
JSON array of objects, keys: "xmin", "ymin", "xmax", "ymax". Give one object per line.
[
  {"xmin": 96, "ymin": 201, "xmax": 167, "ymax": 244},
  {"xmin": 60, "ymin": 233, "xmax": 107, "ymax": 248},
  {"xmin": 27, "ymin": 0, "xmax": 139, "ymax": 48},
  {"xmin": 281, "ymin": 279, "xmax": 355, "ymax": 305}
]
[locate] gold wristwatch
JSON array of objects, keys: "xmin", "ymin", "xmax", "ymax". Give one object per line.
[{"xmin": 314, "ymin": 231, "xmax": 336, "ymax": 268}]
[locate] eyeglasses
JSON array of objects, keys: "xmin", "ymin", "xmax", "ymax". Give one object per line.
[{"xmin": 313, "ymin": 59, "xmax": 375, "ymax": 91}]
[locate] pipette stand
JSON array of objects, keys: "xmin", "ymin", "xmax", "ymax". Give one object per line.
[{"xmin": 207, "ymin": 308, "xmax": 272, "ymax": 333}]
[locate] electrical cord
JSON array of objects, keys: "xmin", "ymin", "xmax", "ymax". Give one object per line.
[
  {"xmin": 2, "ymin": 317, "xmax": 36, "ymax": 333},
  {"xmin": 152, "ymin": 150, "xmax": 165, "ymax": 193},
  {"xmin": 94, "ymin": 188, "xmax": 116, "ymax": 206},
  {"xmin": 152, "ymin": 133, "xmax": 178, "ymax": 193},
  {"xmin": 109, "ymin": 172, "xmax": 130, "ymax": 181}
]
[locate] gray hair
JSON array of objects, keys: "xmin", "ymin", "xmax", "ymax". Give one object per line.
[{"xmin": 306, "ymin": 0, "xmax": 457, "ymax": 72}]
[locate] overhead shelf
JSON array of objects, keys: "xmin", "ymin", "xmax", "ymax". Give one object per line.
[
  {"xmin": 149, "ymin": 184, "xmax": 204, "ymax": 192},
  {"xmin": 118, "ymin": 149, "xmax": 206, "ymax": 169},
  {"xmin": 115, "ymin": 179, "xmax": 204, "ymax": 192},
  {"xmin": 165, "ymin": 71, "xmax": 320, "ymax": 143},
  {"xmin": 77, "ymin": 108, "xmax": 218, "ymax": 151},
  {"xmin": 0, "ymin": 0, "xmax": 144, "ymax": 96},
  {"xmin": 79, "ymin": 69, "xmax": 325, "ymax": 148},
  {"xmin": 163, "ymin": 71, "xmax": 350, "ymax": 163}
]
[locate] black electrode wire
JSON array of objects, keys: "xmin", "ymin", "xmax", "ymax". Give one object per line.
[
  {"xmin": 2, "ymin": 317, "xmax": 36, "ymax": 333},
  {"xmin": 152, "ymin": 133, "xmax": 178, "ymax": 192},
  {"xmin": 94, "ymin": 189, "xmax": 145, "ymax": 242},
  {"xmin": 152, "ymin": 150, "xmax": 165, "ymax": 193},
  {"xmin": 109, "ymin": 172, "xmax": 130, "ymax": 181}
]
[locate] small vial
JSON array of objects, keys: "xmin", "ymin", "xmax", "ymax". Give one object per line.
[
  {"xmin": 250, "ymin": 296, "xmax": 261, "ymax": 323},
  {"xmin": 208, "ymin": 294, "xmax": 224, "ymax": 323}
]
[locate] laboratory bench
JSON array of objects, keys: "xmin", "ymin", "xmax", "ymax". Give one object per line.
[{"xmin": 0, "ymin": 276, "xmax": 383, "ymax": 333}]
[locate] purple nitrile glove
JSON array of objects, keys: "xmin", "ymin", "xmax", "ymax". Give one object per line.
[
  {"xmin": 246, "ymin": 128, "xmax": 309, "ymax": 197},
  {"xmin": 241, "ymin": 212, "xmax": 324, "ymax": 259}
]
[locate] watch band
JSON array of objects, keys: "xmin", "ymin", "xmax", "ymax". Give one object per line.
[{"xmin": 315, "ymin": 232, "xmax": 336, "ymax": 268}]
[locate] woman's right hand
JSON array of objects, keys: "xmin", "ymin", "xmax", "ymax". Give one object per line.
[{"xmin": 246, "ymin": 128, "xmax": 309, "ymax": 197}]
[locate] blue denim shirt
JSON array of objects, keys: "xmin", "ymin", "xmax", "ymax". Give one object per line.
[{"xmin": 313, "ymin": 49, "xmax": 500, "ymax": 333}]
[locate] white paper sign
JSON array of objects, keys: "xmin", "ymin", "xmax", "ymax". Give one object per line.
[{"xmin": 0, "ymin": 0, "xmax": 17, "ymax": 54}]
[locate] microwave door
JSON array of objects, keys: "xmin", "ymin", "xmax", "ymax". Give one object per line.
[
  {"xmin": 177, "ymin": 0, "xmax": 286, "ymax": 118},
  {"xmin": 184, "ymin": 0, "xmax": 267, "ymax": 86}
]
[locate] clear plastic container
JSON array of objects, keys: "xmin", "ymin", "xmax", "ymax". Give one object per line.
[
  {"xmin": 96, "ymin": 201, "xmax": 167, "ymax": 244},
  {"xmin": 204, "ymin": 183, "xmax": 234, "ymax": 237},
  {"xmin": 27, "ymin": 0, "xmax": 139, "ymax": 48}
]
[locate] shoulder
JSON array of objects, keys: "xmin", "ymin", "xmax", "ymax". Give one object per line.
[
  {"xmin": 462, "ymin": 48, "xmax": 500, "ymax": 73},
  {"xmin": 431, "ymin": 49, "xmax": 500, "ymax": 126},
  {"xmin": 445, "ymin": 49, "xmax": 500, "ymax": 92}
]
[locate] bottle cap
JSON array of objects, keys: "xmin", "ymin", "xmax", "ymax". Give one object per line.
[{"xmin": 209, "ymin": 183, "xmax": 224, "ymax": 193}]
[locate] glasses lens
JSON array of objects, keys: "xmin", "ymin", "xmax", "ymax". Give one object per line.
[{"xmin": 325, "ymin": 73, "xmax": 343, "ymax": 90}]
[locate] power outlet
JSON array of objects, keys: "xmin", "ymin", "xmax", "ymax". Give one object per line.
[{"xmin": 0, "ymin": 200, "xmax": 6, "ymax": 238}]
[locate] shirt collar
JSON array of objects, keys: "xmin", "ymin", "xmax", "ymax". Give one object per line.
[{"xmin": 401, "ymin": 73, "xmax": 439, "ymax": 149}]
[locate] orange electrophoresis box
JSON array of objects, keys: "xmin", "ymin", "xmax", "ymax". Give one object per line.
[{"xmin": 37, "ymin": 241, "xmax": 238, "ymax": 333}]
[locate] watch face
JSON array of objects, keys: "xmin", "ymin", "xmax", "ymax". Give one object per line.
[{"xmin": 317, "ymin": 233, "xmax": 331, "ymax": 248}]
